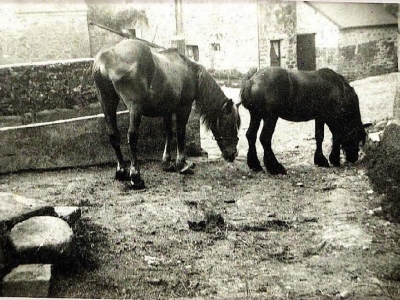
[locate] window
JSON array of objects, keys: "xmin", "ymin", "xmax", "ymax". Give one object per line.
[
  {"xmin": 270, "ymin": 40, "xmax": 281, "ymax": 67},
  {"xmin": 186, "ymin": 45, "xmax": 199, "ymax": 62},
  {"xmin": 211, "ymin": 43, "xmax": 220, "ymax": 51}
]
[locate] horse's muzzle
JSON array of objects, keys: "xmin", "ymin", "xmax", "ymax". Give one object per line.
[
  {"xmin": 345, "ymin": 152, "xmax": 359, "ymax": 163},
  {"xmin": 223, "ymin": 150, "xmax": 238, "ymax": 162}
]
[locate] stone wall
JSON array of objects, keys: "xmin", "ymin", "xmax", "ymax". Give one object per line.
[
  {"xmin": 257, "ymin": 1, "xmax": 297, "ymax": 69},
  {"xmin": 0, "ymin": 59, "xmax": 96, "ymax": 117},
  {"xmin": 338, "ymin": 27, "xmax": 398, "ymax": 81},
  {"xmin": 182, "ymin": 0, "xmax": 258, "ymax": 73}
]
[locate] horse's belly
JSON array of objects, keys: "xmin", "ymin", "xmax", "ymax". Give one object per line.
[{"xmin": 279, "ymin": 106, "xmax": 315, "ymax": 122}]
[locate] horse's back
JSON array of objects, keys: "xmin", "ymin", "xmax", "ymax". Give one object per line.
[
  {"xmin": 94, "ymin": 39, "xmax": 155, "ymax": 83},
  {"xmin": 240, "ymin": 67, "xmax": 291, "ymax": 113},
  {"xmin": 241, "ymin": 67, "xmax": 346, "ymax": 121}
]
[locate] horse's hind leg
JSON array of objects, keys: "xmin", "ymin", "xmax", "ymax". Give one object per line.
[
  {"xmin": 246, "ymin": 114, "xmax": 263, "ymax": 172},
  {"xmin": 96, "ymin": 78, "xmax": 128, "ymax": 181},
  {"xmin": 162, "ymin": 114, "xmax": 175, "ymax": 172},
  {"xmin": 127, "ymin": 105, "xmax": 146, "ymax": 189},
  {"xmin": 260, "ymin": 115, "xmax": 286, "ymax": 175},
  {"xmin": 314, "ymin": 119, "xmax": 330, "ymax": 167},
  {"xmin": 176, "ymin": 105, "xmax": 195, "ymax": 174}
]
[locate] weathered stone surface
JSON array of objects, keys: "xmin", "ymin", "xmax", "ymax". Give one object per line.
[
  {"xmin": 54, "ymin": 206, "xmax": 81, "ymax": 225},
  {"xmin": 9, "ymin": 216, "xmax": 73, "ymax": 263},
  {"xmin": 2, "ymin": 264, "xmax": 52, "ymax": 297},
  {"xmin": 381, "ymin": 120, "xmax": 400, "ymax": 153},
  {"xmin": 0, "ymin": 192, "xmax": 55, "ymax": 230}
]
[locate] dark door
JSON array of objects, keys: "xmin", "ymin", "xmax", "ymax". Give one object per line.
[{"xmin": 297, "ymin": 34, "xmax": 316, "ymax": 70}]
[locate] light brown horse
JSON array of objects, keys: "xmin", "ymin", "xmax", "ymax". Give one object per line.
[{"xmin": 93, "ymin": 39, "xmax": 240, "ymax": 189}]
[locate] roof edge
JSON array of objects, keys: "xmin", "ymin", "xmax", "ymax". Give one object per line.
[{"xmin": 305, "ymin": 1, "xmax": 343, "ymax": 29}]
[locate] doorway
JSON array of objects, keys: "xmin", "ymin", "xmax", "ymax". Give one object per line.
[{"xmin": 297, "ymin": 34, "xmax": 316, "ymax": 70}]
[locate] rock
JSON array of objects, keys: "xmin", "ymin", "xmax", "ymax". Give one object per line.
[
  {"xmin": 2, "ymin": 264, "xmax": 52, "ymax": 297},
  {"xmin": 368, "ymin": 131, "xmax": 382, "ymax": 143},
  {"xmin": 339, "ymin": 290, "xmax": 351, "ymax": 299},
  {"xmin": 0, "ymin": 192, "xmax": 55, "ymax": 230},
  {"xmin": 381, "ymin": 121, "xmax": 400, "ymax": 153},
  {"xmin": 54, "ymin": 206, "xmax": 81, "ymax": 226},
  {"xmin": 9, "ymin": 216, "xmax": 73, "ymax": 263}
]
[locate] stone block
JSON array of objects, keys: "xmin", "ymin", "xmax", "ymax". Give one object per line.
[
  {"xmin": 2, "ymin": 264, "xmax": 52, "ymax": 297},
  {"xmin": 381, "ymin": 120, "xmax": 400, "ymax": 154},
  {"xmin": 0, "ymin": 192, "xmax": 55, "ymax": 230},
  {"xmin": 9, "ymin": 216, "xmax": 73, "ymax": 264},
  {"xmin": 54, "ymin": 206, "xmax": 81, "ymax": 226}
]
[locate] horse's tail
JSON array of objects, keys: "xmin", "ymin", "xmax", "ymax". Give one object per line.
[{"xmin": 239, "ymin": 78, "xmax": 254, "ymax": 106}]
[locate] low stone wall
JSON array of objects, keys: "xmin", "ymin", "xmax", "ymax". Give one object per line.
[
  {"xmin": 0, "ymin": 59, "xmax": 96, "ymax": 117},
  {"xmin": 0, "ymin": 111, "xmax": 201, "ymax": 174}
]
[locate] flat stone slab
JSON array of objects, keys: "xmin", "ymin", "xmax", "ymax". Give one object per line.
[
  {"xmin": 0, "ymin": 192, "xmax": 55, "ymax": 230},
  {"xmin": 2, "ymin": 264, "xmax": 52, "ymax": 297},
  {"xmin": 9, "ymin": 216, "xmax": 73, "ymax": 263}
]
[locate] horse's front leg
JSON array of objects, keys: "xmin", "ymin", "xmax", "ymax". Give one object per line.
[
  {"xmin": 176, "ymin": 106, "xmax": 195, "ymax": 174},
  {"xmin": 329, "ymin": 134, "xmax": 341, "ymax": 167},
  {"xmin": 127, "ymin": 107, "xmax": 145, "ymax": 190},
  {"xmin": 260, "ymin": 115, "xmax": 286, "ymax": 175},
  {"xmin": 314, "ymin": 119, "xmax": 330, "ymax": 167},
  {"xmin": 162, "ymin": 114, "xmax": 175, "ymax": 172},
  {"xmin": 246, "ymin": 114, "xmax": 263, "ymax": 172}
]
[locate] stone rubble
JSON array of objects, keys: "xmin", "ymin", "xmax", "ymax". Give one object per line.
[{"xmin": 0, "ymin": 192, "xmax": 81, "ymax": 297}]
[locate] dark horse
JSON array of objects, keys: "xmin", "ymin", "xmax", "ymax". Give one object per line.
[
  {"xmin": 93, "ymin": 39, "xmax": 240, "ymax": 189},
  {"xmin": 240, "ymin": 67, "xmax": 367, "ymax": 175}
]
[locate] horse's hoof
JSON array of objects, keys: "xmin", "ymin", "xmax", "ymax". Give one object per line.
[
  {"xmin": 267, "ymin": 164, "xmax": 287, "ymax": 175},
  {"xmin": 251, "ymin": 166, "xmax": 264, "ymax": 172},
  {"xmin": 329, "ymin": 158, "xmax": 340, "ymax": 167},
  {"xmin": 315, "ymin": 157, "xmax": 330, "ymax": 168},
  {"xmin": 129, "ymin": 179, "xmax": 146, "ymax": 190},
  {"xmin": 115, "ymin": 169, "xmax": 129, "ymax": 181},
  {"xmin": 179, "ymin": 162, "xmax": 195, "ymax": 175},
  {"xmin": 162, "ymin": 163, "xmax": 176, "ymax": 172}
]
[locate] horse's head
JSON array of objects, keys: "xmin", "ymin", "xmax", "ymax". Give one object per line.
[
  {"xmin": 211, "ymin": 99, "xmax": 241, "ymax": 162},
  {"xmin": 341, "ymin": 124, "xmax": 367, "ymax": 163},
  {"xmin": 339, "ymin": 84, "xmax": 367, "ymax": 163}
]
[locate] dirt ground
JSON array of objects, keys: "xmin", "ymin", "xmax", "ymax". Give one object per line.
[{"xmin": 1, "ymin": 77, "xmax": 400, "ymax": 299}]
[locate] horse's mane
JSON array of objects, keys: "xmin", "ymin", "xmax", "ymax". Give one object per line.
[
  {"xmin": 337, "ymin": 73, "xmax": 361, "ymax": 117},
  {"xmin": 195, "ymin": 65, "xmax": 229, "ymax": 129}
]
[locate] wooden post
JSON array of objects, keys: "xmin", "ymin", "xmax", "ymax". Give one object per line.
[{"xmin": 172, "ymin": 0, "xmax": 185, "ymax": 54}]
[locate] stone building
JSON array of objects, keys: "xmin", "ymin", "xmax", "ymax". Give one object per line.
[
  {"xmin": 258, "ymin": 1, "xmax": 398, "ymax": 81},
  {"xmin": 87, "ymin": 0, "xmax": 259, "ymax": 75},
  {"xmin": 1, "ymin": 0, "xmax": 397, "ymax": 81},
  {"xmin": 0, "ymin": 0, "xmax": 90, "ymax": 65}
]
